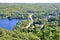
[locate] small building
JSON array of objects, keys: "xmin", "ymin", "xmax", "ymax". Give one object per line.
[{"xmin": 40, "ymin": 25, "xmax": 45, "ymax": 30}]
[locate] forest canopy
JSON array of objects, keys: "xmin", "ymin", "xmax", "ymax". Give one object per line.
[{"xmin": 0, "ymin": 3, "xmax": 60, "ymax": 40}]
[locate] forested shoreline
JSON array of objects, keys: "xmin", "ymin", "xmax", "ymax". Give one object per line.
[{"xmin": 0, "ymin": 3, "xmax": 60, "ymax": 40}]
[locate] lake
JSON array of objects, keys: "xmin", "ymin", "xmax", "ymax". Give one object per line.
[{"xmin": 0, "ymin": 19, "xmax": 21, "ymax": 30}]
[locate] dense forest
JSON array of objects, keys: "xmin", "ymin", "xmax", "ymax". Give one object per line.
[{"xmin": 0, "ymin": 3, "xmax": 60, "ymax": 40}]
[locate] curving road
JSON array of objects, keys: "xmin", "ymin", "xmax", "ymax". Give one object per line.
[{"xmin": 26, "ymin": 14, "xmax": 33, "ymax": 29}]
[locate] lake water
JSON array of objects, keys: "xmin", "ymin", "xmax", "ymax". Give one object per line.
[{"xmin": 0, "ymin": 19, "xmax": 21, "ymax": 30}]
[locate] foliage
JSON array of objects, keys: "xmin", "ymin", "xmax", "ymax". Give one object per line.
[{"xmin": 0, "ymin": 3, "xmax": 60, "ymax": 40}]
